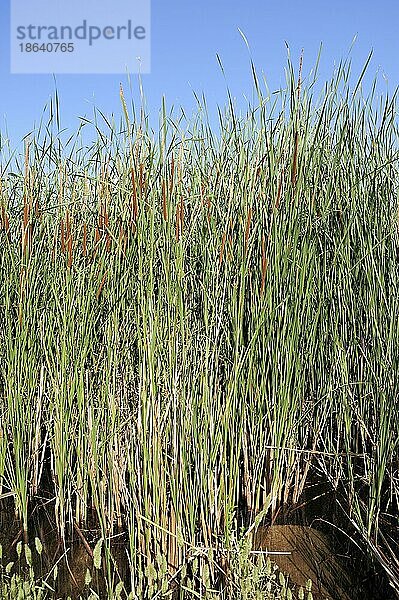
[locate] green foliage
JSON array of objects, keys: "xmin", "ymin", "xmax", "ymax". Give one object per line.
[
  {"xmin": 0, "ymin": 543, "xmax": 45, "ymax": 600},
  {"xmin": 0, "ymin": 52, "xmax": 398, "ymax": 597}
]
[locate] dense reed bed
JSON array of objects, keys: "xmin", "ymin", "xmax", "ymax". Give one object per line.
[{"xmin": 0, "ymin": 57, "xmax": 399, "ymax": 598}]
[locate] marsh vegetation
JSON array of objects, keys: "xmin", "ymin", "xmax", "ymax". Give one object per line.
[{"xmin": 0, "ymin": 56, "xmax": 398, "ymax": 598}]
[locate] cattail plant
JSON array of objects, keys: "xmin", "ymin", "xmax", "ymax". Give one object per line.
[{"xmin": 0, "ymin": 53, "xmax": 398, "ymax": 599}]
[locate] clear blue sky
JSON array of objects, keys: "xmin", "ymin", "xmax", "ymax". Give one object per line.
[{"xmin": 1, "ymin": 0, "xmax": 399, "ymax": 148}]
